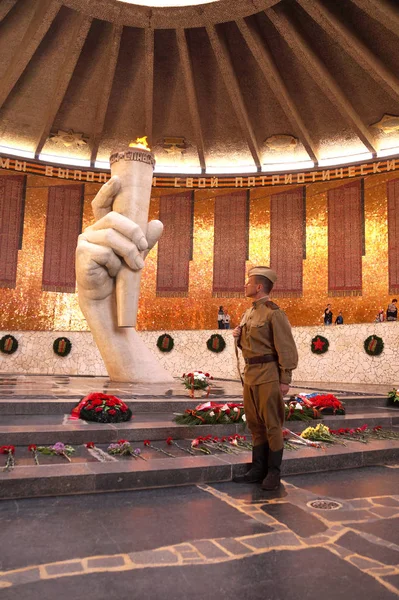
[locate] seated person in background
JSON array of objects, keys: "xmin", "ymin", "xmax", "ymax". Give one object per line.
[
  {"xmin": 223, "ymin": 309, "xmax": 231, "ymax": 329},
  {"xmin": 335, "ymin": 311, "xmax": 344, "ymax": 325},
  {"xmin": 323, "ymin": 303, "xmax": 333, "ymax": 326},
  {"xmin": 217, "ymin": 306, "xmax": 224, "ymax": 329},
  {"xmin": 386, "ymin": 299, "xmax": 398, "ymax": 321}
]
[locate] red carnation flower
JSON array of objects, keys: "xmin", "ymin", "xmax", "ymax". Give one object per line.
[
  {"xmin": 143, "ymin": 440, "xmax": 150, "ymax": 446},
  {"xmin": 28, "ymin": 444, "xmax": 37, "ymax": 451},
  {"xmin": 95, "ymin": 407, "xmax": 103, "ymax": 412},
  {"xmin": 85, "ymin": 442, "xmax": 95, "ymax": 449},
  {"xmin": 117, "ymin": 439, "xmax": 128, "ymax": 444},
  {"xmin": 108, "ymin": 409, "xmax": 116, "ymax": 415},
  {"xmin": 205, "ymin": 373, "xmax": 210, "ymax": 377},
  {"xmin": 166, "ymin": 437, "xmax": 173, "ymax": 445}
]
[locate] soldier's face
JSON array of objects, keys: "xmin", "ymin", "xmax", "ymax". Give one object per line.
[{"xmin": 245, "ymin": 276, "xmax": 258, "ymax": 297}]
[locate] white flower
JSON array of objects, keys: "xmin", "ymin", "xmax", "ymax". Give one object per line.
[
  {"xmin": 221, "ymin": 404, "xmax": 229, "ymax": 412},
  {"xmin": 233, "ymin": 407, "xmax": 239, "ymax": 412},
  {"xmin": 295, "ymin": 403, "xmax": 303, "ymax": 410},
  {"xmin": 242, "ymin": 414, "xmax": 246, "ymax": 422},
  {"xmin": 209, "ymin": 411, "xmax": 215, "ymax": 417}
]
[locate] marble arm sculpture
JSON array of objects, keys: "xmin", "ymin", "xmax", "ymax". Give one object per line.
[{"xmin": 76, "ymin": 175, "xmax": 174, "ymax": 383}]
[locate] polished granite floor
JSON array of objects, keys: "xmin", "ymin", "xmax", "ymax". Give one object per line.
[
  {"xmin": 0, "ymin": 374, "xmax": 390, "ymax": 399},
  {"xmin": 0, "ymin": 465, "xmax": 398, "ymax": 599}
]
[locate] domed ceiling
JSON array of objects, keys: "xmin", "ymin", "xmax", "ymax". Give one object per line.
[{"xmin": 0, "ymin": 0, "xmax": 398, "ymax": 173}]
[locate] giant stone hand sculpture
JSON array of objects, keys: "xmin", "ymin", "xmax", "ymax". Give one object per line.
[{"xmin": 76, "ymin": 168, "xmax": 174, "ymax": 383}]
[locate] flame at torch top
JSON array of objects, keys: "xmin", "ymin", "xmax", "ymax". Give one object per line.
[{"xmin": 129, "ymin": 136, "xmax": 151, "ymax": 151}]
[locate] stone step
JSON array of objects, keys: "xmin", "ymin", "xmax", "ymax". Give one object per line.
[
  {"xmin": 0, "ymin": 394, "xmax": 391, "ymax": 415},
  {"xmin": 0, "ymin": 411, "xmax": 397, "ymax": 446},
  {"xmin": 0, "ymin": 438, "xmax": 397, "ymax": 500}
]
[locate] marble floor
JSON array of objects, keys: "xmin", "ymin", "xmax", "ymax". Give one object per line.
[
  {"xmin": 0, "ymin": 373, "xmax": 391, "ymax": 399},
  {"xmin": 0, "ymin": 465, "xmax": 398, "ymax": 599}
]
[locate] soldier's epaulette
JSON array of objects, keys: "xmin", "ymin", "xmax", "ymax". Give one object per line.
[{"xmin": 265, "ymin": 301, "xmax": 280, "ymax": 310}]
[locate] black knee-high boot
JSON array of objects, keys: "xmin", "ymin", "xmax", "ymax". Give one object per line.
[
  {"xmin": 233, "ymin": 443, "xmax": 269, "ymax": 483},
  {"xmin": 261, "ymin": 448, "xmax": 283, "ymax": 490}
]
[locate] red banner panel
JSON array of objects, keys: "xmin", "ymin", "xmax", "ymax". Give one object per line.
[
  {"xmin": 42, "ymin": 184, "xmax": 83, "ymax": 293},
  {"xmin": 0, "ymin": 175, "xmax": 26, "ymax": 288},
  {"xmin": 156, "ymin": 191, "xmax": 193, "ymax": 296},
  {"xmin": 270, "ymin": 187, "xmax": 305, "ymax": 297},
  {"xmin": 213, "ymin": 190, "xmax": 248, "ymax": 296},
  {"xmin": 388, "ymin": 178, "xmax": 399, "ymax": 294},
  {"xmin": 328, "ymin": 180, "xmax": 363, "ymax": 296}
]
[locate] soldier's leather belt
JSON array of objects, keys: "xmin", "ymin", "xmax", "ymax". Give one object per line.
[{"xmin": 244, "ymin": 354, "xmax": 278, "ymax": 365}]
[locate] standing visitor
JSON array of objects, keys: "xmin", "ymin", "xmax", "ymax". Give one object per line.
[
  {"xmin": 217, "ymin": 306, "xmax": 224, "ymax": 329},
  {"xmin": 386, "ymin": 299, "xmax": 398, "ymax": 321},
  {"xmin": 233, "ymin": 266, "xmax": 298, "ymax": 490},
  {"xmin": 323, "ymin": 303, "xmax": 333, "ymax": 326},
  {"xmin": 223, "ymin": 309, "xmax": 231, "ymax": 330},
  {"xmin": 335, "ymin": 311, "xmax": 344, "ymax": 325},
  {"xmin": 376, "ymin": 308, "xmax": 385, "ymax": 322}
]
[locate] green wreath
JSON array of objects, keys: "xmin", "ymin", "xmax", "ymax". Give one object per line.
[
  {"xmin": 364, "ymin": 335, "xmax": 384, "ymax": 356},
  {"xmin": 53, "ymin": 337, "xmax": 72, "ymax": 357},
  {"xmin": 157, "ymin": 333, "xmax": 174, "ymax": 353},
  {"xmin": 207, "ymin": 333, "xmax": 226, "ymax": 353},
  {"xmin": 0, "ymin": 335, "xmax": 18, "ymax": 355},
  {"xmin": 311, "ymin": 335, "xmax": 329, "ymax": 355}
]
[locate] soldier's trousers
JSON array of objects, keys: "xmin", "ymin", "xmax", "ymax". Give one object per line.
[{"xmin": 243, "ymin": 380, "xmax": 285, "ymax": 451}]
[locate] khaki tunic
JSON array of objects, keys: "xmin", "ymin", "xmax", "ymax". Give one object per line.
[{"xmin": 238, "ymin": 297, "xmax": 298, "ymax": 450}]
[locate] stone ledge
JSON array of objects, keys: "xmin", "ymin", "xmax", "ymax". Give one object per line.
[{"xmin": 0, "ymin": 440, "xmax": 397, "ymax": 500}]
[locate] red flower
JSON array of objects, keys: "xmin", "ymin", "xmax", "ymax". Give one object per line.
[
  {"xmin": 205, "ymin": 373, "xmax": 210, "ymax": 377},
  {"xmin": 166, "ymin": 437, "xmax": 173, "ymax": 445},
  {"xmin": 95, "ymin": 407, "xmax": 103, "ymax": 412},
  {"xmin": 374, "ymin": 425, "xmax": 382, "ymax": 431},
  {"xmin": 108, "ymin": 409, "xmax": 116, "ymax": 415},
  {"xmin": 143, "ymin": 440, "xmax": 151, "ymax": 446},
  {"xmin": 28, "ymin": 444, "xmax": 37, "ymax": 451},
  {"xmin": 85, "ymin": 442, "xmax": 95, "ymax": 449},
  {"xmin": 117, "ymin": 439, "xmax": 128, "ymax": 444},
  {"xmin": 1, "ymin": 445, "xmax": 15, "ymax": 454}
]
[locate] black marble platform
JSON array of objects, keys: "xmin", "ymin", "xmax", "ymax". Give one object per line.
[{"xmin": 0, "ymin": 375, "xmax": 397, "ymax": 500}]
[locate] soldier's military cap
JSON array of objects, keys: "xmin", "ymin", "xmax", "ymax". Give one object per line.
[{"xmin": 248, "ymin": 266, "xmax": 277, "ymax": 284}]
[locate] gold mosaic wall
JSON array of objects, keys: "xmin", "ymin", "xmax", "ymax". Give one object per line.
[{"xmin": 0, "ymin": 168, "xmax": 397, "ymax": 331}]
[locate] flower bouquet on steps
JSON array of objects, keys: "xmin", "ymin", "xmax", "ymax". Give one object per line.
[
  {"xmin": 70, "ymin": 393, "xmax": 133, "ymax": 423},
  {"xmin": 387, "ymin": 388, "xmax": 399, "ymax": 408},
  {"xmin": 174, "ymin": 401, "xmax": 246, "ymax": 425},
  {"xmin": 285, "ymin": 398, "xmax": 319, "ymax": 421},
  {"xmin": 181, "ymin": 371, "xmax": 213, "ymax": 398},
  {"xmin": 295, "ymin": 393, "xmax": 345, "ymax": 415}
]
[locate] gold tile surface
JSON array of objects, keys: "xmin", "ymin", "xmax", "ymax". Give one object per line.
[{"xmin": 0, "ymin": 169, "xmax": 397, "ymax": 331}]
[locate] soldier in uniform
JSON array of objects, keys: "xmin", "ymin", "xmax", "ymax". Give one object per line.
[{"xmin": 233, "ymin": 266, "xmax": 298, "ymax": 490}]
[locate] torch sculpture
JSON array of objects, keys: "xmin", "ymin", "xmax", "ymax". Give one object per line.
[
  {"xmin": 75, "ymin": 137, "xmax": 174, "ymax": 383},
  {"xmin": 110, "ymin": 138, "xmax": 155, "ymax": 327}
]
